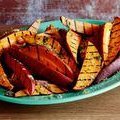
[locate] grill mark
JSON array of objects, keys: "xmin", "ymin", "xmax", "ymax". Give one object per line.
[
  {"xmin": 71, "ymin": 51, "xmax": 76, "ymax": 54},
  {"xmin": 83, "ymin": 64, "xmax": 100, "ymax": 67},
  {"xmin": 83, "ymin": 22, "xmax": 86, "ymax": 34},
  {"xmin": 14, "ymin": 33, "xmax": 16, "ymax": 37},
  {"xmin": 74, "ymin": 20, "xmax": 77, "ymax": 31},
  {"xmin": 88, "ymin": 44, "xmax": 94, "ymax": 47},
  {"xmin": 80, "ymin": 71, "xmax": 98, "ymax": 74},
  {"xmin": 111, "ymin": 34, "xmax": 120, "ymax": 39},
  {"xmin": 7, "ymin": 37, "xmax": 11, "ymax": 47},
  {"xmin": 36, "ymin": 20, "xmax": 40, "ymax": 24},
  {"xmin": 51, "ymin": 38, "xmax": 54, "ymax": 48},
  {"xmin": 78, "ymin": 79, "xmax": 92, "ymax": 81},
  {"xmin": 22, "ymin": 31, "xmax": 24, "ymax": 36},
  {"xmin": 112, "ymin": 21, "xmax": 120, "ymax": 27},
  {"xmin": 85, "ymin": 57, "xmax": 101, "ymax": 61},
  {"xmin": 36, "ymin": 45, "xmax": 40, "ymax": 60},
  {"xmin": 29, "ymin": 31, "xmax": 32, "ymax": 35},
  {"xmin": 111, "ymin": 28, "xmax": 120, "ymax": 33},
  {"xmin": 71, "ymin": 41, "xmax": 76, "ymax": 45},
  {"xmin": 65, "ymin": 18, "xmax": 68, "ymax": 26},
  {"xmin": 70, "ymin": 45, "xmax": 76, "ymax": 50},
  {"xmin": 31, "ymin": 25, "xmax": 38, "ymax": 30},
  {"xmin": 86, "ymin": 51, "xmax": 98, "ymax": 53}
]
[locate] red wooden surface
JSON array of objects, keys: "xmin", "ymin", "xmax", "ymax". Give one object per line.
[{"xmin": 0, "ymin": 0, "xmax": 120, "ymax": 25}]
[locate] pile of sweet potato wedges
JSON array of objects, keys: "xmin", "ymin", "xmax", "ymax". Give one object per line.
[{"xmin": 0, "ymin": 16, "xmax": 120, "ymax": 97}]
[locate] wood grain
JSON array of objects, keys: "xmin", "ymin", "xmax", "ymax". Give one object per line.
[{"xmin": 0, "ymin": 87, "xmax": 120, "ymax": 120}]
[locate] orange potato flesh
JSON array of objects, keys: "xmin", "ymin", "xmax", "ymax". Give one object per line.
[{"xmin": 74, "ymin": 42, "xmax": 102, "ymax": 90}]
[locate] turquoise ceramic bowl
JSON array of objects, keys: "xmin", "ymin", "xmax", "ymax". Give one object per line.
[{"xmin": 0, "ymin": 19, "xmax": 120, "ymax": 105}]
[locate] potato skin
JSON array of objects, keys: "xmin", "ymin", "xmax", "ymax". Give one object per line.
[
  {"xmin": 9, "ymin": 46, "xmax": 73, "ymax": 89},
  {"xmin": 4, "ymin": 51, "xmax": 35, "ymax": 95},
  {"xmin": 95, "ymin": 56, "xmax": 120, "ymax": 83}
]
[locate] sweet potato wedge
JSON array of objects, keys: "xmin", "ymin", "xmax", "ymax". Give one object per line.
[
  {"xmin": 60, "ymin": 16, "xmax": 100, "ymax": 35},
  {"xmin": 37, "ymin": 80, "xmax": 65, "ymax": 94},
  {"xmin": 9, "ymin": 47, "xmax": 73, "ymax": 89},
  {"xmin": 100, "ymin": 22, "xmax": 112, "ymax": 62},
  {"xmin": 4, "ymin": 52, "xmax": 35, "ymax": 95},
  {"xmin": 104, "ymin": 17, "xmax": 120, "ymax": 65},
  {"xmin": 95, "ymin": 56, "xmax": 120, "ymax": 83},
  {"xmin": 74, "ymin": 42, "xmax": 102, "ymax": 90},
  {"xmin": 66, "ymin": 30, "xmax": 82, "ymax": 63},
  {"xmin": 35, "ymin": 33, "xmax": 79, "ymax": 75},
  {"xmin": 0, "ymin": 30, "xmax": 35, "ymax": 51},
  {"xmin": 0, "ymin": 63, "xmax": 13, "ymax": 90},
  {"xmin": 28, "ymin": 19, "xmax": 41, "ymax": 33},
  {"xmin": 45, "ymin": 25, "xmax": 62, "ymax": 42},
  {"xmin": 20, "ymin": 45, "xmax": 74, "ymax": 79}
]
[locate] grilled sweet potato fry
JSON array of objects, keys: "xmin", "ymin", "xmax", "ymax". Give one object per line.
[
  {"xmin": 36, "ymin": 80, "xmax": 65, "ymax": 93},
  {"xmin": 60, "ymin": 16, "xmax": 101, "ymax": 35},
  {"xmin": 28, "ymin": 19, "xmax": 41, "ymax": 33},
  {"xmin": 4, "ymin": 52, "xmax": 35, "ymax": 95},
  {"xmin": 35, "ymin": 33, "xmax": 79, "ymax": 75},
  {"xmin": 9, "ymin": 46, "xmax": 73, "ymax": 89},
  {"xmin": 100, "ymin": 23, "xmax": 112, "ymax": 62},
  {"xmin": 45, "ymin": 25, "xmax": 62, "ymax": 42},
  {"xmin": 0, "ymin": 30, "xmax": 35, "ymax": 51},
  {"xmin": 0, "ymin": 63, "xmax": 13, "ymax": 90},
  {"xmin": 74, "ymin": 42, "xmax": 102, "ymax": 90},
  {"xmin": 66, "ymin": 30, "xmax": 82, "ymax": 63},
  {"xmin": 104, "ymin": 17, "xmax": 120, "ymax": 65},
  {"xmin": 20, "ymin": 45, "xmax": 74, "ymax": 79}
]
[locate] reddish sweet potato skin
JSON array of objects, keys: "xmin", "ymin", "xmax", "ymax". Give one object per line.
[
  {"xmin": 9, "ymin": 46, "xmax": 73, "ymax": 89},
  {"xmin": 95, "ymin": 56, "xmax": 120, "ymax": 83},
  {"xmin": 4, "ymin": 51, "xmax": 35, "ymax": 94},
  {"xmin": 20, "ymin": 45, "xmax": 74, "ymax": 79}
]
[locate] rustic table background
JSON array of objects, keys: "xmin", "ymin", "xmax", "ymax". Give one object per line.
[{"xmin": 0, "ymin": 0, "xmax": 120, "ymax": 120}]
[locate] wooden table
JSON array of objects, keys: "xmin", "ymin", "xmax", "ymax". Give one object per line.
[
  {"xmin": 0, "ymin": 25, "xmax": 120, "ymax": 120},
  {"xmin": 0, "ymin": 87, "xmax": 120, "ymax": 120}
]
